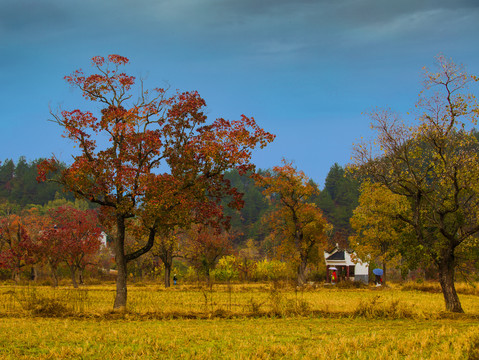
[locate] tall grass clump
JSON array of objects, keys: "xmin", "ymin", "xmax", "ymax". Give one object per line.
[
  {"xmin": 466, "ymin": 334, "xmax": 479, "ymax": 359},
  {"xmin": 16, "ymin": 287, "xmax": 72, "ymax": 317},
  {"xmin": 1, "ymin": 286, "xmax": 91, "ymax": 317},
  {"xmin": 353, "ymin": 295, "xmax": 416, "ymax": 319}
]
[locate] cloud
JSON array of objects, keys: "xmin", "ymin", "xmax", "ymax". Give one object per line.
[
  {"xmin": 4, "ymin": 0, "xmax": 478, "ymax": 60},
  {"xmin": 0, "ymin": 1, "xmax": 70, "ymax": 33},
  {"xmin": 341, "ymin": 6, "xmax": 478, "ymax": 46}
]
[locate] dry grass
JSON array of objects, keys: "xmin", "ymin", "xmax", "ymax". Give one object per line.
[
  {"xmin": 0, "ymin": 317, "xmax": 478, "ymax": 359},
  {"xmin": 1, "ymin": 281, "xmax": 479, "ymax": 319},
  {"xmin": 0, "ymin": 282, "xmax": 478, "ymax": 358},
  {"xmin": 401, "ymin": 281, "xmax": 479, "ymax": 296}
]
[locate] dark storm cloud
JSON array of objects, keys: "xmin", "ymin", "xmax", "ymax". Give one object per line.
[
  {"xmin": 124, "ymin": 0, "xmax": 479, "ymax": 60},
  {"xmin": 3, "ymin": 0, "xmax": 478, "ymax": 58},
  {"xmin": 4, "ymin": 0, "xmax": 478, "ymax": 38},
  {"xmin": 0, "ymin": 1, "xmax": 72, "ymax": 35}
]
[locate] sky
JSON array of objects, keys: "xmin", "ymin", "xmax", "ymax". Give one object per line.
[{"xmin": 1, "ymin": 0, "xmax": 479, "ymax": 186}]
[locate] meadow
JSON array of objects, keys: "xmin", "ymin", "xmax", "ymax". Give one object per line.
[{"xmin": 0, "ymin": 281, "xmax": 478, "ymax": 359}]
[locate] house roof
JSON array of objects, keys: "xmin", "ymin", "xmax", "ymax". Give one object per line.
[{"xmin": 326, "ymin": 251, "xmax": 345, "ymax": 261}]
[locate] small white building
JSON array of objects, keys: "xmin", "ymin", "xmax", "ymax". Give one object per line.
[
  {"xmin": 100, "ymin": 231, "xmax": 108, "ymax": 247},
  {"xmin": 324, "ymin": 247, "xmax": 369, "ymax": 284}
]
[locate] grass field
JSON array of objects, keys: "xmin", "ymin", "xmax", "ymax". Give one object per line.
[{"xmin": 1, "ymin": 282, "xmax": 478, "ymax": 359}]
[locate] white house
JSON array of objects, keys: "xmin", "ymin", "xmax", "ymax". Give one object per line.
[
  {"xmin": 99, "ymin": 231, "xmax": 108, "ymax": 247},
  {"xmin": 324, "ymin": 247, "xmax": 369, "ymax": 284}
]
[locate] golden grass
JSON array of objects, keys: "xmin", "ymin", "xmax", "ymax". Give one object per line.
[
  {"xmin": 0, "ymin": 282, "xmax": 478, "ymax": 358},
  {"xmin": 1, "ymin": 282, "xmax": 479, "ymax": 318}
]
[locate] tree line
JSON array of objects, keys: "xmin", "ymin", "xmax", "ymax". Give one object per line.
[
  {"xmin": 0, "ymin": 157, "xmax": 74, "ymax": 208},
  {"xmin": 0, "ymin": 156, "xmax": 358, "ymax": 284}
]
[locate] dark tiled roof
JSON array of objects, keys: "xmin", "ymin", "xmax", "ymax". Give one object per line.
[
  {"xmin": 326, "ymin": 250, "xmax": 345, "ymax": 261},
  {"xmin": 326, "ymin": 247, "xmax": 337, "ymax": 254}
]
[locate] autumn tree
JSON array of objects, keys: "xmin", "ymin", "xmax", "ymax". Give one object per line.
[
  {"xmin": 152, "ymin": 230, "xmax": 180, "ymax": 288},
  {"xmin": 350, "ymin": 56, "xmax": 479, "ymax": 312},
  {"xmin": 181, "ymin": 224, "xmax": 233, "ymax": 281},
  {"xmin": 349, "ymin": 182, "xmax": 411, "ymax": 285},
  {"xmin": 21, "ymin": 207, "xmax": 54, "ymax": 281},
  {"xmin": 255, "ymin": 160, "xmax": 331, "ymax": 285},
  {"xmin": 0, "ymin": 214, "xmax": 35, "ymax": 281},
  {"xmin": 37, "ymin": 227, "xmax": 64, "ymax": 286},
  {"xmin": 46, "ymin": 206, "xmax": 102, "ymax": 287},
  {"xmin": 39, "ymin": 55, "xmax": 274, "ymax": 309},
  {"xmin": 236, "ymin": 238, "xmax": 260, "ymax": 281}
]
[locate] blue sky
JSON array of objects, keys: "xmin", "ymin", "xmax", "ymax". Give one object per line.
[{"xmin": 1, "ymin": 0, "xmax": 479, "ymax": 186}]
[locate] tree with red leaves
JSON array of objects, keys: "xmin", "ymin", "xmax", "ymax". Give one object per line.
[
  {"xmin": 255, "ymin": 160, "xmax": 331, "ymax": 285},
  {"xmin": 151, "ymin": 229, "xmax": 180, "ymax": 288},
  {"xmin": 181, "ymin": 224, "xmax": 233, "ymax": 281},
  {"xmin": 40, "ymin": 206, "xmax": 102, "ymax": 288},
  {"xmin": 0, "ymin": 214, "xmax": 35, "ymax": 281},
  {"xmin": 39, "ymin": 55, "xmax": 274, "ymax": 309}
]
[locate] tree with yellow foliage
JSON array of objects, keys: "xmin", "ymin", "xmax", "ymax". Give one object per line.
[
  {"xmin": 350, "ymin": 56, "xmax": 479, "ymax": 312},
  {"xmin": 349, "ymin": 182, "xmax": 412, "ymax": 285},
  {"xmin": 255, "ymin": 160, "xmax": 331, "ymax": 285}
]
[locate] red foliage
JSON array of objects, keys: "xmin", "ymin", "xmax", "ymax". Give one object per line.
[
  {"xmin": 38, "ymin": 206, "xmax": 102, "ymax": 270},
  {"xmin": 0, "ymin": 214, "xmax": 36, "ymax": 278},
  {"xmin": 39, "ymin": 54, "xmax": 274, "ymax": 306},
  {"xmin": 181, "ymin": 224, "xmax": 233, "ymax": 277}
]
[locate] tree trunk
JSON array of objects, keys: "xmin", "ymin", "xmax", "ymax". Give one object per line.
[
  {"xmin": 438, "ymin": 251, "xmax": 463, "ymax": 313},
  {"xmin": 243, "ymin": 258, "xmax": 249, "ymax": 281},
  {"xmin": 69, "ymin": 264, "xmax": 78, "ymax": 288},
  {"xmin": 113, "ymin": 215, "xmax": 128, "ymax": 310},
  {"xmin": 51, "ymin": 264, "xmax": 59, "ymax": 287},
  {"xmin": 382, "ymin": 262, "xmax": 387, "ymax": 286},
  {"xmin": 297, "ymin": 258, "xmax": 308, "ymax": 285},
  {"xmin": 205, "ymin": 265, "xmax": 211, "ymax": 284},
  {"xmin": 79, "ymin": 267, "xmax": 84, "ymax": 285},
  {"xmin": 12, "ymin": 267, "xmax": 20, "ymax": 282},
  {"xmin": 164, "ymin": 264, "xmax": 171, "ymax": 288}
]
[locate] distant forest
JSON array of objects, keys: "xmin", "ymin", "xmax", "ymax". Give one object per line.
[
  {"xmin": 223, "ymin": 163, "xmax": 359, "ymax": 251},
  {"xmin": 0, "ymin": 157, "xmax": 75, "ymax": 209},
  {"xmin": 0, "ymin": 157, "xmax": 359, "ymax": 252}
]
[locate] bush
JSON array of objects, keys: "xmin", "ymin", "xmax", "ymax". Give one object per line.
[
  {"xmin": 353, "ymin": 295, "xmax": 415, "ymax": 319},
  {"xmin": 306, "ymin": 268, "xmax": 326, "ymax": 282},
  {"xmin": 0, "ymin": 269, "xmax": 12, "ymax": 281},
  {"xmin": 184, "ymin": 266, "xmax": 199, "ymax": 283},
  {"xmin": 252, "ymin": 260, "xmax": 291, "ymax": 281},
  {"xmin": 336, "ymin": 279, "xmax": 367, "ymax": 289},
  {"xmin": 212, "ymin": 256, "xmax": 239, "ymax": 282},
  {"xmin": 16, "ymin": 288, "xmax": 73, "ymax": 317}
]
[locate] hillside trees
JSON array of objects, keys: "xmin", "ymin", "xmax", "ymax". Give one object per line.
[
  {"xmin": 38, "ymin": 55, "xmax": 274, "ymax": 309},
  {"xmin": 317, "ymin": 163, "xmax": 360, "ymax": 248},
  {"xmin": 0, "ymin": 158, "xmax": 73, "ymax": 207},
  {"xmin": 350, "ymin": 56, "xmax": 479, "ymax": 312},
  {"xmin": 255, "ymin": 160, "xmax": 331, "ymax": 285},
  {"xmin": 219, "ymin": 169, "xmax": 271, "ymax": 247}
]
